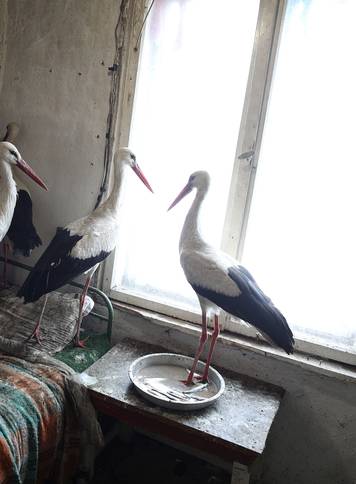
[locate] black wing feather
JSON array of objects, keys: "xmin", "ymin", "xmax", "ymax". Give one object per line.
[
  {"xmin": 191, "ymin": 265, "xmax": 294, "ymax": 354},
  {"xmin": 7, "ymin": 189, "xmax": 42, "ymax": 256},
  {"xmin": 17, "ymin": 227, "xmax": 110, "ymax": 303}
]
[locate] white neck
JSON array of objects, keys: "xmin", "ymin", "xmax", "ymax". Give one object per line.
[
  {"xmin": 97, "ymin": 160, "xmax": 126, "ymax": 214},
  {"xmin": 0, "ymin": 161, "xmax": 17, "ymax": 240},
  {"xmin": 179, "ymin": 187, "xmax": 208, "ymax": 252}
]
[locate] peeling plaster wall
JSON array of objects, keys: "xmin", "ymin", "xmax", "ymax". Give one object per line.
[
  {"xmin": 0, "ymin": 0, "xmax": 119, "ymax": 272},
  {"xmin": 112, "ymin": 310, "xmax": 356, "ymax": 484}
]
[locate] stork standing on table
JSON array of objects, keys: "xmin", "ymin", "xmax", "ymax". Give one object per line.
[
  {"xmin": 1, "ymin": 124, "xmax": 43, "ymax": 284},
  {"xmin": 168, "ymin": 171, "xmax": 294, "ymax": 385},
  {"xmin": 18, "ymin": 148, "xmax": 153, "ymax": 346}
]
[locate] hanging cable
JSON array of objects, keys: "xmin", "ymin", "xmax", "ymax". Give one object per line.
[
  {"xmin": 134, "ymin": 0, "xmax": 155, "ymax": 51},
  {"xmin": 95, "ymin": 0, "xmax": 130, "ymax": 209},
  {"xmin": 95, "ymin": 0, "xmax": 155, "ymax": 209}
]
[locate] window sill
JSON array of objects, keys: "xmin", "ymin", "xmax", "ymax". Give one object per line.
[{"xmin": 112, "ymin": 300, "xmax": 356, "ymax": 384}]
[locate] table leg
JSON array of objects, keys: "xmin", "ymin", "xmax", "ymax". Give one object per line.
[{"xmin": 231, "ymin": 462, "xmax": 250, "ymax": 484}]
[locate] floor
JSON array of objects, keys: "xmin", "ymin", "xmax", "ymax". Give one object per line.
[{"xmin": 91, "ymin": 421, "xmax": 231, "ymax": 484}]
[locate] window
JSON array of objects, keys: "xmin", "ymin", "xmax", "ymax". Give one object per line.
[
  {"xmin": 108, "ymin": 0, "xmax": 261, "ymax": 322},
  {"xmin": 103, "ymin": 0, "xmax": 356, "ymax": 364},
  {"xmin": 242, "ymin": 0, "xmax": 356, "ymax": 360}
]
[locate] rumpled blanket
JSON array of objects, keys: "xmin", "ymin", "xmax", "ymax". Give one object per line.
[
  {"xmin": 0, "ymin": 336, "xmax": 103, "ymax": 484},
  {"xmin": 0, "ymin": 289, "xmax": 94, "ymax": 354}
]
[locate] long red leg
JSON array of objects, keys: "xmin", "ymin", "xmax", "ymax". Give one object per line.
[
  {"xmin": 201, "ymin": 314, "xmax": 220, "ymax": 382},
  {"xmin": 27, "ymin": 294, "xmax": 48, "ymax": 345},
  {"xmin": 182, "ymin": 311, "xmax": 208, "ymax": 386},
  {"xmin": 73, "ymin": 274, "xmax": 93, "ymax": 348}
]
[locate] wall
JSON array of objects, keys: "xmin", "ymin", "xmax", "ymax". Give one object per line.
[
  {"xmin": 0, "ymin": 2, "xmax": 355, "ymax": 484},
  {"xmin": 112, "ymin": 308, "xmax": 356, "ymax": 484},
  {"xmin": 0, "ymin": 0, "xmax": 119, "ymax": 276}
]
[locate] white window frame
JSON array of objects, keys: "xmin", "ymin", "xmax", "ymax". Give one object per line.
[{"xmin": 100, "ymin": 0, "xmax": 356, "ymax": 367}]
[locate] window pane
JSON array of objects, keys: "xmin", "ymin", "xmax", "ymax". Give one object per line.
[
  {"xmin": 112, "ymin": 0, "xmax": 259, "ymax": 313},
  {"xmin": 242, "ymin": 0, "xmax": 356, "ymax": 351}
]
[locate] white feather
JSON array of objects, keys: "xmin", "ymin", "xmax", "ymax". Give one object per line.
[
  {"xmin": 66, "ymin": 149, "xmax": 140, "ymax": 260},
  {"xmin": 0, "ymin": 161, "xmax": 17, "ymax": 242},
  {"xmin": 181, "ymin": 246, "xmax": 241, "ymax": 297},
  {"xmin": 67, "ymin": 207, "xmax": 120, "ymax": 259},
  {"xmin": 177, "ymin": 172, "xmax": 241, "ymax": 299}
]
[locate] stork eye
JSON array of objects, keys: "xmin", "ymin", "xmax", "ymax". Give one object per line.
[
  {"xmin": 130, "ymin": 153, "xmax": 136, "ymax": 162},
  {"xmin": 9, "ymin": 149, "xmax": 17, "ymax": 159}
]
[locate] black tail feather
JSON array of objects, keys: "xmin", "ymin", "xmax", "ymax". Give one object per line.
[
  {"xmin": 190, "ymin": 265, "xmax": 295, "ymax": 355},
  {"xmin": 17, "ymin": 228, "xmax": 110, "ymax": 303},
  {"xmin": 7, "ymin": 189, "xmax": 42, "ymax": 257}
]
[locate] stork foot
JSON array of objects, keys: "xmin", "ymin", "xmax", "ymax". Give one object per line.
[
  {"xmin": 195, "ymin": 374, "xmax": 209, "ymax": 384},
  {"xmin": 180, "ymin": 369, "xmax": 202, "ymax": 386},
  {"xmin": 26, "ymin": 326, "xmax": 43, "ymax": 346},
  {"xmin": 73, "ymin": 339, "xmax": 86, "ymax": 348},
  {"xmin": 73, "ymin": 336, "xmax": 88, "ymax": 348},
  {"xmin": 185, "ymin": 369, "xmax": 210, "ymax": 384}
]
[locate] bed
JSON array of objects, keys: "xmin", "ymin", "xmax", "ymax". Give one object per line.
[{"xmin": 0, "ymin": 257, "xmax": 114, "ymax": 483}]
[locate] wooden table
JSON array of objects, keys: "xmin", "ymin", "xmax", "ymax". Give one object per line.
[{"xmin": 84, "ymin": 338, "xmax": 283, "ymax": 483}]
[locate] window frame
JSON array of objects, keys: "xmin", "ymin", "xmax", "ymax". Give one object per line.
[{"xmin": 100, "ymin": 0, "xmax": 356, "ymax": 367}]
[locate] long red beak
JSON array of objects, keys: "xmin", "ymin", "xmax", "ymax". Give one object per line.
[
  {"xmin": 17, "ymin": 159, "xmax": 48, "ymax": 191},
  {"xmin": 167, "ymin": 183, "xmax": 192, "ymax": 211},
  {"xmin": 132, "ymin": 164, "xmax": 154, "ymax": 193}
]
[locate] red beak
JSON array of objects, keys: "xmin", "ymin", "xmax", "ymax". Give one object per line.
[
  {"xmin": 132, "ymin": 164, "xmax": 154, "ymax": 193},
  {"xmin": 17, "ymin": 159, "xmax": 48, "ymax": 191},
  {"xmin": 167, "ymin": 183, "xmax": 192, "ymax": 211}
]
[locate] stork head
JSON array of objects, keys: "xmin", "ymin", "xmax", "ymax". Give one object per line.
[
  {"xmin": 0, "ymin": 141, "xmax": 48, "ymax": 190},
  {"xmin": 116, "ymin": 147, "xmax": 153, "ymax": 193},
  {"xmin": 168, "ymin": 171, "xmax": 210, "ymax": 210}
]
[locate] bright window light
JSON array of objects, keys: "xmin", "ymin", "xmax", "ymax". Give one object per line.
[
  {"xmin": 112, "ymin": 0, "xmax": 259, "ymax": 313},
  {"xmin": 242, "ymin": 0, "xmax": 356, "ymax": 351}
]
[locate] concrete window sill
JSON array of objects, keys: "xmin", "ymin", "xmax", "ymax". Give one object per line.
[{"xmin": 111, "ymin": 301, "xmax": 356, "ymax": 384}]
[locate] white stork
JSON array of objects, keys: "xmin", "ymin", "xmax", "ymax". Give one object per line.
[
  {"xmin": 168, "ymin": 170, "xmax": 294, "ymax": 385},
  {"xmin": 0, "ymin": 141, "xmax": 48, "ymax": 245},
  {"xmin": 18, "ymin": 147, "xmax": 153, "ymax": 346},
  {"xmin": 1, "ymin": 124, "xmax": 42, "ymax": 284}
]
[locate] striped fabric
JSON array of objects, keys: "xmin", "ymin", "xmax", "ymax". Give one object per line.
[
  {"xmin": 0, "ymin": 355, "xmax": 81, "ymax": 484},
  {"xmin": 0, "ymin": 288, "xmax": 94, "ymax": 354}
]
